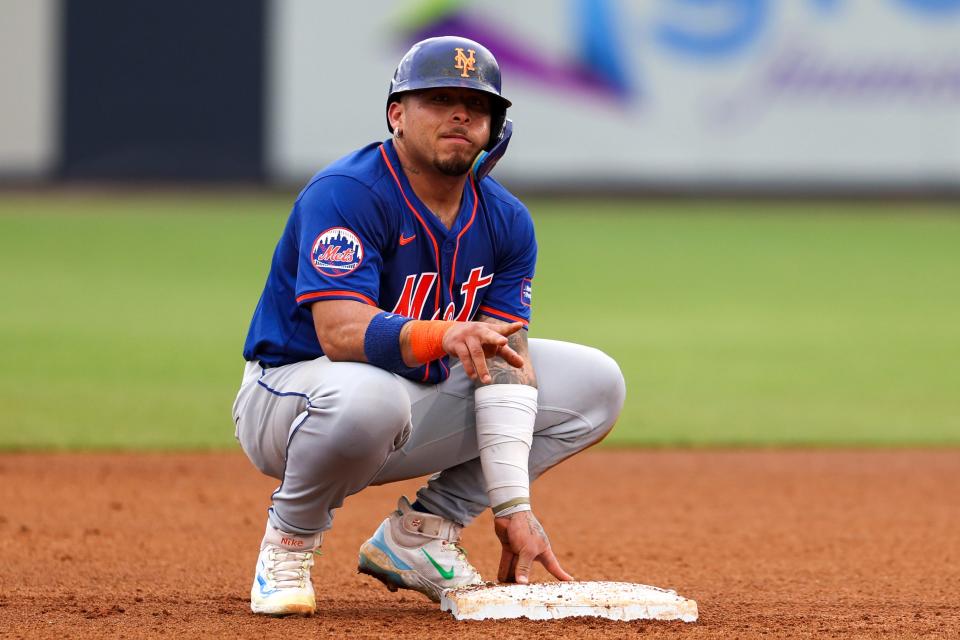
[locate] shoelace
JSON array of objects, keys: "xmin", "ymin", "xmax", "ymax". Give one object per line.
[{"xmin": 266, "ymin": 547, "xmax": 314, "ymax": 589}]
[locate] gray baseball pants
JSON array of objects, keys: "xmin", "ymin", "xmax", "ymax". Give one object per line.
[{"xmin": 232, "ymin": 338, "xmax": 626, "ymax": 535}]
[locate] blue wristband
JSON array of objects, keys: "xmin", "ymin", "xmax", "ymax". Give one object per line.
[{"xmin": 364, "ymin": 312, "xmax": 415, "ymax": 373}]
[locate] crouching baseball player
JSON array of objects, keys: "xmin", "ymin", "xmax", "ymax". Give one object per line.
[{"xmin": 233, "ymin": 36, "xmax": 626, "ymax": 616}]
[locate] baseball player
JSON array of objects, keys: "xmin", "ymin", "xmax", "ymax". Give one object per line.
[{"xmin": 233, "ymin": 35, "xmax": 625, "ymax": 616}]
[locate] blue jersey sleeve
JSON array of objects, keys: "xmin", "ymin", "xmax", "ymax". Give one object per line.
[
  {"xmin": 293, "ymin": 176, "xmax": 394, "ymax": 308},
  {"xmin": 477, "ymin": 204, "xmax": 537, "ymax": 326}
]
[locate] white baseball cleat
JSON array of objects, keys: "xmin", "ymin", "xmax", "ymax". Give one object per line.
[
  {"xmin": 250, "ymin": 521, "xmax": 322, "ymax": 616},
  {"xmin": 358, "ymin": 497, "xmax": 483, "ymax": 602}
]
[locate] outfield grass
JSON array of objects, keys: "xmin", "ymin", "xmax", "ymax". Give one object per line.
[{"xmin": 0, "ymin": 193, "xmax": 958, "ymax": 449}]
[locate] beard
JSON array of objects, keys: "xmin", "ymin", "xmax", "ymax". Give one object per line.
[{"xmin": 433, "ymin": 147, "xmax": 476, "ymax": 176}]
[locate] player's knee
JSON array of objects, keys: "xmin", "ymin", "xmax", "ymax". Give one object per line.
[
  {"xmin": 324, "ymin": 368, "xmax": 411, "ymax": 459},
  {"xmin": 579, "ymin": 347, "xmax": 626, "ymax": 443}
]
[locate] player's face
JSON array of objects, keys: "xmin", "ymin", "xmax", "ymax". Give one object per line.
[{"xmin": 398, "ymin": 88, "xmax": 492, "ymax": 176}]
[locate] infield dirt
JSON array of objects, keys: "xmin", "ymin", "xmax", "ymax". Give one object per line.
[{"xmin": 1, "ymin": 450, "xmax": 957, "ymax": 639}]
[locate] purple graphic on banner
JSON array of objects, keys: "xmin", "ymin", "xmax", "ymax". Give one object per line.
[
  {"xmin": 395, "ymin": 1, "xmax": 960, "ymax": 126},
  {"xmin": 398, "ymin": 3, "xmax": 632, "ymax": 104}
]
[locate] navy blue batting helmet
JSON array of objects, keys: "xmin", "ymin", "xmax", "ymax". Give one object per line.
[{"xmin": 386, "ymin": 36, "xmax": 512, "ymax": 151}]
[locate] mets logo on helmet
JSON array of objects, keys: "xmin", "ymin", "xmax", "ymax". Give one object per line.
[
  {"xmin": 454, "ymin": 48, "xmax": 476, "ymax": 78},
  {"xmin": 310, "ymin": 227, "xmax": 364, "ymax": 277}
]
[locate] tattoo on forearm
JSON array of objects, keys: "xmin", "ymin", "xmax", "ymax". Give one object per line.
[
  {"xmin": 472, "ymin": 313, "xmax": 537, "ymax": 387},
  {"xmin": 487, "ymin": 330, "xmax": 537, "ymax": 387}
]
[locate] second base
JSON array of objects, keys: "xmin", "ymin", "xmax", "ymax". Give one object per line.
[{"xmin": 440, "ymin": 581, "xmax": 698, "ymax": 622}]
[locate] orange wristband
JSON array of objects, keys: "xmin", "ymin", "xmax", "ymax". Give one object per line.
[{"xmin": 408, "ymin": 320, "xmax": 454, "ymax": 363}]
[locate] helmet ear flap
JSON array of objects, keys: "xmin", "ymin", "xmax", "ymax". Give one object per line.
[
  {"xmin": 487, "ymin": 106, "xmax": 507, "ymax": 152},
  {"xmin": 473, "ymin": 119, "xmax": 513, "ymax": 181}
]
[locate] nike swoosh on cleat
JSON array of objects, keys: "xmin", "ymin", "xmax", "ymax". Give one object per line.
[
  {"xmin": 399, "ymin": 233, "xmax": 416, "ymax": 246},
  {"xmin": 421, "ymin": 548, "xmax": 455, "ymax": 580}
]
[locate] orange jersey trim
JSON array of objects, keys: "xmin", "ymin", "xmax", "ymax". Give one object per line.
[
  {"xmin": 379, "ymin": 144, "xmax": 444, "ymax": 383},
  {"xmin": 296, "ymin": 290, "xmax": 376, "ymax": 306},
  {"xmin": 477, "ymin": 305, "xmax": 529, "ymax": 326},
  {"xmin": 448, "ymin": 174, "xmax": 479, "ymax": 304},
  {"xmin": 378, "ymin": 144, "xmax": 442, "ymax": 314}
]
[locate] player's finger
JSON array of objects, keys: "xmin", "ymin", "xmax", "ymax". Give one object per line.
[
  {"xmin": 455, "ymin": 344, "xmax": 477, "ymax": 380},
  {"xmin": 478, "ymin": 331, "xmax": 507, "ymax": 357},
  {"xmin": 498, "ymin": 549, "xmax": 516, "ymax": 583},
  {"xmin": 497, "ymin": 345, "xmax": 524, "ymax": 369},
  {"xmin": 466, "ymin": 336, "xmax": 491, "ymax": 384},
  {"xmin": 538, "ymin": 548, "xmax": 575, "ymax": 582},
  {"xmin": 515, "ymin": 548, "xmax": 536, "ymax": 585},
  {"xmin": 492, "ymin": 321, "xmax": 524, "ymax": 338},
  {"xmin": 481, "ymin": 330, "xmax": 509, "ymax": 348}
]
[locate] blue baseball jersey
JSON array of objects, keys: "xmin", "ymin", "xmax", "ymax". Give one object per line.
[{"xmin": 242, "ymin": 139, "xmax": 537, "ymax": 383}]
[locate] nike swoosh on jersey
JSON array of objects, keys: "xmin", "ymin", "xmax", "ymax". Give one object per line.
[{"xmin": 399, "ymin": 233, "xmax": 416, "ymax": 246}]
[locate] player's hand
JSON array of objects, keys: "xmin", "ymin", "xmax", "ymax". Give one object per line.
[
  {"xmin": 442, "ymin": 321, "xmax": 525, "ymax": 384},
  {"xmin": 494, "ymin": 510, "xmax": 574, "ymax": 585}
]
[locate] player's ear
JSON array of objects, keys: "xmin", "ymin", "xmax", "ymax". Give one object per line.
[{"xmin": 387, "ymin": 100, "xmax": 404, "ymax": 135}]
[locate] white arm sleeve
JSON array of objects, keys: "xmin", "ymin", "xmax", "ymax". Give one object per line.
[{"xmin": 474, "ymin": 384, "xmax": 538, "ymax": 517}]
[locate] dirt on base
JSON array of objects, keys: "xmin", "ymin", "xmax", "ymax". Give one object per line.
[{"xmin": 0, "ymin": 450, "xmax": 958, "ymax": 639}]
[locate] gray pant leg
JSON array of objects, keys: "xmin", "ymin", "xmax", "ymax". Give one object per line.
[
  {"xmin": 233, "ymin": 339, "xmax": 624, "ymax": 535},
  {"xmin": 233, "ymin": 358, "xmax": 414, "ymax": 535},
  {"xmin": 372, "ymin": 339, "xmax": 626, "ymax": 525}
]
